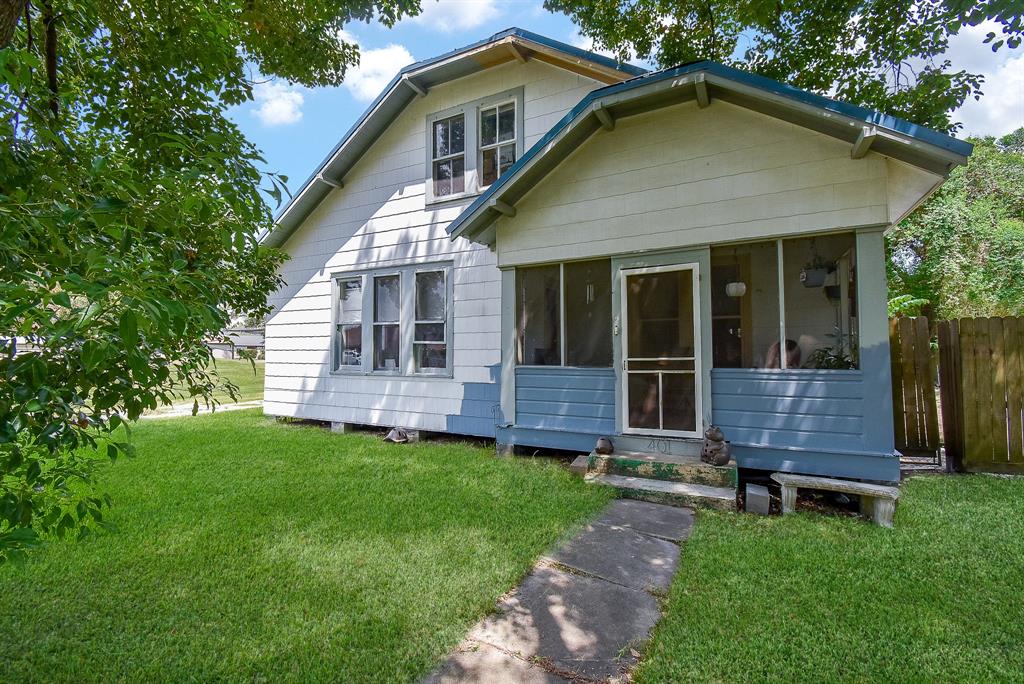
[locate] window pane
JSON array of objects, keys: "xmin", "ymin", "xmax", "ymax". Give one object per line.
[
  {"xmin": 498, "ymin": 144, "xmax": 516, "ymax": 176},
  {"xmin": 784, "ymin": 233, "xmax": 858, "ymax": 369},
  {"xmin": 415, "ymin": 322, "xmax": 445, "ymax": 342},
  {"xmin": 450, "ymin": 115, "xmax": 465, "ymax": 154},
  {"xmin": 626, "ymin": 270, "xmax": 694, "ymax": 359},
  {"xmin": 414, "ymin": 343, "xmax": 447, "ymax": 371},
  {"xmin": 564, "ymin": 259, "xmax": 612, "ymax": 367},
  {"xmin": 481, "ymin": 147, "xmax": 497, "ymax": 186},
  {"xmin": 336, "ymin": 324, "xmax": 362, "ymax": 368},
  {"xmin": 516, "ymin": 265, "xmax": 561, "ymax": 365},
  {"xmin": 433, "ymin": 118, "xmax": 448, "ymax": 158},
  {"xmin": 433, "ymin": 156, "xmax": 464, "ymax": 197},
  {"xmin": 338, "ymin": 278, "xmax": 362, "ymax": 324},
  {"xmin": 374, "ymin": 324, "xmax": 400, "ymax": 371},
  {"xmin": 416, "ymin": 271, "xmax": 446, "ymax": 320},
  {"xmin": 498, "ymin": 102, "xmax": 515, "ymax": 142},
  {"xmin": 710, "ymin": 241, "xmax": 780, "ymax": 368},
  {"xmin": 480, "ymin": 107, "xmax": 497, "ymax": 146},
  {"xmin": 374, "ymin": 275, "xmax": 400, "ymax": 323}
]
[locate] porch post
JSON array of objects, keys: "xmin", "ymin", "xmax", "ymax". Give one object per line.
[
  {"xmin": 499, "ymin": 268, "xmax": 516, "ymax": 426},
  {"xmin": 856, "ymin": 228, "xmax": 896, "ymax": 456}
]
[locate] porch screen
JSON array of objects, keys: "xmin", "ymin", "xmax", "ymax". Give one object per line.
[
  {"xmin": 564, "ymin": 259, "xmax": 612, "ymax": 366},
  {"xmin": 710, "ymin": 241, "xmax": 780, "ymax": 368},
  {"xmin": 516, "ymin": 265, "xmax": 561, "ymax": 365}
]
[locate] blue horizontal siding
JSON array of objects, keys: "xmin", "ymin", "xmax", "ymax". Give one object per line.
[
  {"xmin": 515, "ymin": 367, "xmax": 616, "ymax": 436},
  {"xmin": 711, "ymin": 368, "xmax": 878, "ymax": 454}
]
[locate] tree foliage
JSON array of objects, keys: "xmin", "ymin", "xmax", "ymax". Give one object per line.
[
  {"xmin": 0, "ymin": 0, "xmax": 418, "ymax": 561},
  {"xmin": 544, "ymin": 0, "xmax": 1022, "ymax": 132},
  {"xmin": 887, "ymin": 128, "xmax": 1024, "ymax": 320}
]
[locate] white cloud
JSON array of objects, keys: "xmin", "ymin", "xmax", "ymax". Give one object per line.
[
  {"xmin": 408, "ymin": 0, "xmax": 500, "ymax": 33},
  {"xmin": 344, "ymin": 44, "xmax": 415, "ymax": 102},
  {"xmin": 252, "ymin": 81, "xmax": 305, "ymax": 126},
  {"xmin": 944, "ymin": 21, "xmax": 1024, "ymax": 136}
]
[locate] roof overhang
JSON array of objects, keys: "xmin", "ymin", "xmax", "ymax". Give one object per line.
[
  {"xmin": 260, "ymin": 28, "xmax": 645, "ymax": 249},
  {"xmin": 447, "ymin": 62, "xmax": 974, "ymax": 245}
]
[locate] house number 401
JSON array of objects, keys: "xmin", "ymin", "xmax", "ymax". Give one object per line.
[{"xmin": 648, "ymin": 439, "xmax": 671, "ymax": 454}]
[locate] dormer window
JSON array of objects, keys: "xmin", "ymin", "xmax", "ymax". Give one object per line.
[
  {"xmin": 479, "ymin": 101, "xmax": 516, "ymax": 187},
  {"xmin": 424, "ymin": 87, "xmax": 523, "ymax": 205},
  {"xmin": 431, "ymin": 114, "xmax": 465, "ymax": 198}
]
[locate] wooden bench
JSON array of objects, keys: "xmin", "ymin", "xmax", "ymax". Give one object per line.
[{"xmin": 770, "ymin": 473, "xmax": 900, "ymax": 528}]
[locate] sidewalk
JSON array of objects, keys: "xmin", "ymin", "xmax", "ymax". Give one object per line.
[{"xmin": 424, "ymin": 499, "xmax": 694, "ymax": 683}]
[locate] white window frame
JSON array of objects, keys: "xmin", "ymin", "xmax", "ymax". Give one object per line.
[
  {"xmin": 424, "ymin": 87, "xmax": 524, "ymax": 206},
  {"xmin": 371, "ymin": 271, "xmax": 403, "ymax": 375},
  {"xmin": 429, "ymin": 113, "xmax": 467, "ymax": 201},
  {"xmin": 515, "ymin": 259, "xmax": 613, "ymax": 369},
  {"xmin": 332, "ymin": 276, "xmax": 365, "ymax": 372},
  {"xmin": 330, "ymin": 263, "xmax": 454, "ymax": 377},
  {"xmin": 413, "ymin": 269, "xmax": 450, "ymax": 376},
  {"xmin": 478, "ymin": 98, "xmax": 518, "ymax": 189}
]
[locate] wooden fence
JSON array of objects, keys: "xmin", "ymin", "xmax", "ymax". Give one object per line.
[
  {"xmin": 938, "ymin": 317, "xmax": 1024, "ymax": 473},
  {"xmin": 889, "ymin": 317, "xmax": 940, "ymax": 458}
]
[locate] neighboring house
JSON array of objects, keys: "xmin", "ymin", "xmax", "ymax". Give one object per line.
[
  {"xmin": 261, "ymin": 28, "xmax": 970, "ymax": 484},
  {"xmin": 207, "ymin": 328, "xmax": 265, "ymax": 360}
]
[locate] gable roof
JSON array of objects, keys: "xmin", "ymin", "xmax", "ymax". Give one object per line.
[
  {"xmin": 261, "ymin": 28, "xmax": 646, "ymax": 248},
  {"xmin": 446, "ymin": 61, "xmax": 974, "ymax": 244}
]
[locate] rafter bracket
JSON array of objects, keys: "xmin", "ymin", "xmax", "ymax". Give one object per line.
[
  {"xmin": 402, "ymin": 75, "xmax": 428, "ymax": 98},
  {"xmin": 489, "ymin": 199, "xmax": 516, "ymax": 218},
  {"xmin": 507, "ymin": 41, "xmax": 528, "ymax": 64},
  {"xmin": 851, "ymin": 125, "xmax": 878, "ymax": 159},
  {"xmin": 316, "ymin": 174, "xmax": 343, "ymax": 189},
  {"xmin": 694, "ymin": 72, "xmax": 710, "ymax": 108},
  {"xmin": 594, "ymin": 105, "xmax": 615, "ymax": 131}
]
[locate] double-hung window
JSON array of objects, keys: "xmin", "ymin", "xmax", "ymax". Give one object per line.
[
  {"xmin": 333, "ymin": 263, "xmax": 453, "ymax": 376},
  {"xmin": 431, "ymin": 114, "xmax": 465, "ymax": 198},
  {"xmin": 335, "ymin": 278, "xmax": 363, "ymax": 369},
  {"xmin": 425, "ymin": 87, "xmax": 523, "ymax": 204},
  {"xmin": 479, "ymin": 100, "xmax": 516, "ymax": 187}
]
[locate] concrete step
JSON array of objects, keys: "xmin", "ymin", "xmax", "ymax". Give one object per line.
[
  {"xmin": 586, "ymin": 473, "xmax": 737, "ymax": 511},
  {"xmin": 611, "ymin": 434, "xmax": 703, "ymax": 457},
  {"xmin": 588, "ymin": 451, "xmax": 737, "ymax": 488}
]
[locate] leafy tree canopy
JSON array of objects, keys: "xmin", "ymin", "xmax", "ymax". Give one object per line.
[
  {"xmin": 0, "ymin": 0, "xmax": 418, "ymax": 560},
  {"xmin": 545, "ymin": 0, "xmax": 1022, "ymax": 132},
  {"xmin": 887, "ymin": 128, "xmax": 1024, "ymax": 319}
]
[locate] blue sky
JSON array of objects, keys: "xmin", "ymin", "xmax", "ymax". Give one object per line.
[{"xmin": 228, "ymin": 0, "xmax": 1023, "ymax": 202}]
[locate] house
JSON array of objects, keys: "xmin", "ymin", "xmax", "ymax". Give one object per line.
[
  {"xmin": 260, "ymin": 28, "xmax": 971, "ymax": 487},
  {"xmin": 207, "ymin": 328, "xmax": 266, "ymax": 360}
]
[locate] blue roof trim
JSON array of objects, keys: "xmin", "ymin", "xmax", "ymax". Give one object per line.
[
  {"xmin": 272, "ymin": 28, "xmax": 645, "ymax": 224},
  {"xmin": 446, "ymin": 60, "xmax": 973, "ymax": 239}
]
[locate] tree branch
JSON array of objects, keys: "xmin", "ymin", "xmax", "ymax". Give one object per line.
[
  {"xmin": 0, "ymin": 0, "xmax": 27, "ymax": 49},
  {"xmin": 42, "ymin": 0, "xmax": 56, "ymax": 117}
]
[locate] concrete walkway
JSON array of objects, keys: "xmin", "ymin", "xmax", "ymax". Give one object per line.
[
  {"xmin": 140, "ymin": 399, "xmax": 263, "ymax": 420},
  {"xmin": 424, "ymin": 499, "xmax": 694, "ymax": 683}
]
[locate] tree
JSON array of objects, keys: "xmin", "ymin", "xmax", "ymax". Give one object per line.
[
  {"xmin": 0, "ymin": 0, "xmax": 418, "ymax": 561},
  {"xmin": 887, "ymin": 128, "xmax": 1024, "ymax": 319},
  {"xmin": 544, "ymin": 0, "xmax": 1022, "ymax": 132}
]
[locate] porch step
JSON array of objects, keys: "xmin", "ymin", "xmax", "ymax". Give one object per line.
[
  {"xmin": 588, "ymin": 451, "xmax": 737, "ymax": 488},
  {"xmin": 586, "ymin": 473, "xmax": 737, "ymax": 511}
]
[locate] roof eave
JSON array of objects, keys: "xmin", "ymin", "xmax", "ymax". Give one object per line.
[{"xmin": 449, "ymin": 63, "xmax": 972, "ymax": 245}]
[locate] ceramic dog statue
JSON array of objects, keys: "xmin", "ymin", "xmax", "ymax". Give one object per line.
[{"xmin": 701, "ymin": 425, "xmax": 731, "ymax": 466}]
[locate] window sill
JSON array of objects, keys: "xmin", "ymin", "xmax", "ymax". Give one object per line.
[
  {"xmin": 425, "ymin": 188, "xmax": 481, "ymax": 209},
  {"xmin": 329, "ymin": 369, "xmax": 455, "ymax": 380}
]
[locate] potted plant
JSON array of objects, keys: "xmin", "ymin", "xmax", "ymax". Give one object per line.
[
  {"xmin": 800, "ymin": 255, "xmax": 834, "ymax": 288},
  {"xmin": 806, "ymin": 328, "xmax": 858, "ymax": 369}
]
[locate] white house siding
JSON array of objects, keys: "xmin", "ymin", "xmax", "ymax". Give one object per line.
[
  {"xmin": 264, "ymin": 60, "xmax": 605, "ymax": 434},
  {"xmin": 495, "ymin": 100, "xmax": 897, "ymax": 267}
]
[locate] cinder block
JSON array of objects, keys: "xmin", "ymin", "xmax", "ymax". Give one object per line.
[
  {"xmin": 745, "ymin": 483, "xmax": 771, "ymax": 515},
  {"xmin": 496, "ymin": 442, "xmax": 515, "ymax": 457},
  {"xmin": 331, "ymin": 422, "xmax": 354, "ymax": 434}
]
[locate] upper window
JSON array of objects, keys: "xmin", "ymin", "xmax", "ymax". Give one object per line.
[
  {"xmin": 333, "ymin": 264, "xmax": 452, "ymax": 376},
  {"xmin": 431, "ymin": 114, "xmax": 465, "ymax": 198},
  {"xmin": 516, "ymin": 259, "xmax": 613, "ymax": 367},
  {"xmin": 479, "ymin": 101, "xmax": 516, "ymax": 187},
  {"xmin": 425, "ymin": 87, "xmax": 523, "ymax": 204}
]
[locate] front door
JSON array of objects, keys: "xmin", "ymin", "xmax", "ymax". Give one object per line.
[{"xmin": 621, "ymin": 263, "xmax": 702, "ymax": 438}]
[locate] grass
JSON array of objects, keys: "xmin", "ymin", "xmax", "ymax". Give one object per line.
[
  {"xmin": 636, "ymin": 474, "xmax": 1024, "ymax": 682},
  {"xmin": 210, "ymin": 358, "xmax": 265, "ymax": 403},
  {"xmin": 0, "ymin": 410, "xmax": 612, "ymax": 683}
]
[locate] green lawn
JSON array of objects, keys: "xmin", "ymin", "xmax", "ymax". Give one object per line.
[
  {"xmin": 0, "ymin": 410, "xmax": 611, "ymax": 682},
  {"xmin": 637, "ymin": 475, "xmax": 1024, "ymax": 682},
  {"xmin": 210, "ymin": 358, "xmax": 265, "ymax": 403}
]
